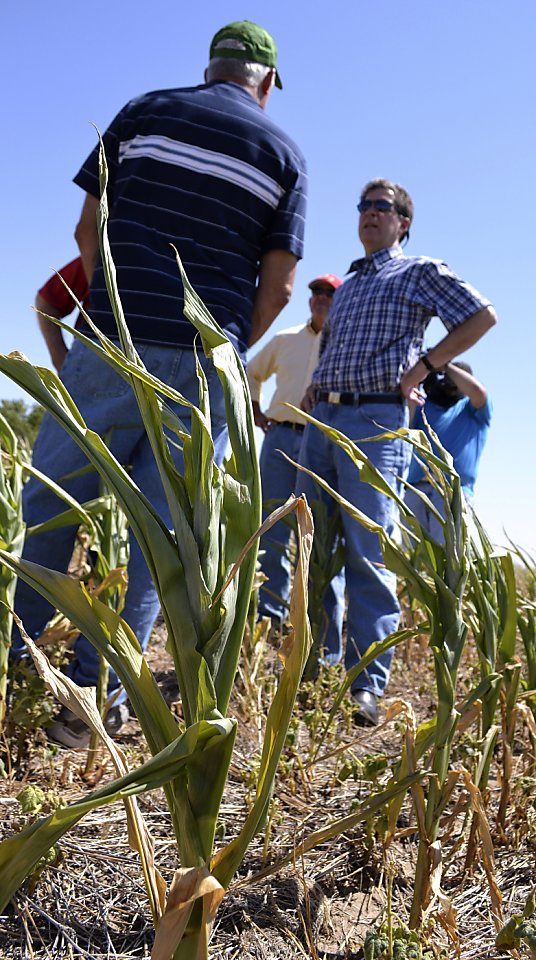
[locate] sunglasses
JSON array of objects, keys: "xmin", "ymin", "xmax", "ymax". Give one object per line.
[
  {"xmin": 310, "ymin": 286, "xmax": 335, "ymax": 297},
  {"xmin": 357, "ymin": 198, "xmax": 397, "ymax": 214}
]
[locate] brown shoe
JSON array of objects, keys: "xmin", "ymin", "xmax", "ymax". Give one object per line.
[{"xmin": 350, "ymin": 689, "xmax": 379, "ymax": 727}]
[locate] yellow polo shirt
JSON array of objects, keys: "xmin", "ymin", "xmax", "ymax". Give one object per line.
[{"xmin": 246, "ymin": 322, "xmax": 321, "ymax": 424}]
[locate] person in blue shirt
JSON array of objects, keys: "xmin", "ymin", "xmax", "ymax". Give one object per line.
[
  {"xmin": 299, "ymin": 178, "xmax": 497, "ymax": 726},
  {"xmin": 14, "ymin": 20, "xmax": 306, "ymax": 748},
  {"xmin": 405, "ymin": 362, "xmax": 492, "ymax": 541}
]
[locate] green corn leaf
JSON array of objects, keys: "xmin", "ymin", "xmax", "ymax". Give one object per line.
[
  {"xmin": 0, "ymin": 716, "xmax": 234, "ymax": 913},
  {"xmin": 0, "ymin": 412, "xmax": 26, "ymax": 724},
  {"xmin": 497, "ymin": 551, "xmax": 518, "ymax": 661},
  {"xmin": 22, "ymin": 460, "xmax": 101, "ymax": 540},
  {"xmin": 229, "ymin": 771, "xmax": 425, "ymax": 892},
  {"xmin": 0, "ymin": 354, "xmax": 217, "ymax": 726},
  {"xmin": 172, "ymin": 249, "xmax": 261, "ymax": 715},
  {"xmin": 212, "ymin": 496, "xmax": 312, "ymax": 887},
  {"xmin": 0, "ymin": 549, "xmax": 180, "ymax": 754}
]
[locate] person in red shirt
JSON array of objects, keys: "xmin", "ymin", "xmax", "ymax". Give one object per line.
[{"xmin": 35, "ymin": 257, "xmax": 89, "ymax": 373}]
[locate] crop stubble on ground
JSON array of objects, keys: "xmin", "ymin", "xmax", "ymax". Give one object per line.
[{"xmin": 0, "ymin": 619, "xmax": 534, "ymax": 959}]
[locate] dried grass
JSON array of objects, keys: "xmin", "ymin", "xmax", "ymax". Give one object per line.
[{"xmin": 1, "ymin": 621, "xmax": 534, "ymax": 959}]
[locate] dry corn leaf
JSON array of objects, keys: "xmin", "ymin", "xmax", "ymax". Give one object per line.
[
  {"xmin": 151, "ymin": 867, "xmax": 225, "ymax": 960},
  {"xmin": 15, "ymin": 613, "xmax": 166, "ymax": 920},
  {"xmin": 462, "ymin": 770, "xmax": 503, "ymax": 931}
]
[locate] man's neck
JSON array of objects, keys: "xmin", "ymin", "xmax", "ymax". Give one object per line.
[
  {"xmin": 233, "ymin": 80, "xmax": 262, "ymax": 104},
  {"xmin": 362, "ymin": 241, "xmax": 401, "ymax": 258},
  {"xmin": 207, "ymin": 76, "xmax": 262, "ymax": 105}
]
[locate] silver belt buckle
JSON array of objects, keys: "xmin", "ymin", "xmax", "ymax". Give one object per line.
[{"xmin": 328, "ymin": 390, "xmax": 340, "ymax": 404}]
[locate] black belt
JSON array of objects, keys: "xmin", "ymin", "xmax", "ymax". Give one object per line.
[
  {"xmin": 314, "ymin": 389, "xmax": 403, "ymax": 406},
  {"xmin": 271, "ymin": 420, "xmax": 305, "ymax": 432}
]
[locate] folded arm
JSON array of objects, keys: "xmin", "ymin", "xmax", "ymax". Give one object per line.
[
  {"xmin": 400, "ymin": 305, "xmax": 497, "ymax": 402},
  {"xmin": 443, "ymin": 362, "xmax": 488, "ymax": 408}
]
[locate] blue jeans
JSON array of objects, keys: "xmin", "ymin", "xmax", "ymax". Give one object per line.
[
  {"xmin": 258, "ymin": 423, "xmax": 344, "ymax": 660},
  {"xmin": 13, "ymin": 339, "xmax": 230, "ymax": 697},
  {"xmin": 298, "ymin": 400, "xmax": 411, "ymax": 697}
]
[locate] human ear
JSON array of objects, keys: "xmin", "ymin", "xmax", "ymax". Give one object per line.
[
  {"xmin": 261, "ymin": 70, "xmax": 276, "ymax": 96},
  {"xmin": 398, "ymin": 217, "xmax": 410, "ymax": 241}
]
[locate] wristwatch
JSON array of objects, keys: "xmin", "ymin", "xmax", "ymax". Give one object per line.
[{"xmin": 421, "ymin": 353, "xmax": 438, "ymax": 373}]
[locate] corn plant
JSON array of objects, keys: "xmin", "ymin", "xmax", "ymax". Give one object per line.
[
  {"xmin": 303, "ymin": 498, "xmax": 345, "ymax": 677},
  {"xmin": 288, "ymin": 404, "xmax": 505, "ymax": 931},
  {"xmin": 23, "ymin": 460, "xmax": 130, "ymax": 618},
  {"xmin": 509, "ymin": 540, "xmax": 536, "ymax": 718},
  {"xmin": 0, "ymin": 142, "xmax": 314, "ymax": 960},
  {"xmin": 496, "ymin": 888, "xmax": 536, "ymax": 957},
  {"xmin": 519, "ymin": 602, "xmax": 536, "ymax": 700},
  {"xmin": 0, "ymin": 399, "xmax": 43, "ymax": 452},
  {"xmin": 466, "ymin": 517, "xmax": 518, "ymax": 732},
  {"xmin": 0, "ymin": 412, "xmax": 26, "ymax": 731},
  {"xmin": 26, "ymin": 458, "xmax": 130, "ymax": 742},
  {"xmin": 464, "ymin": 518, "xmax": 523, "ymax": 838},
  {"xmin": 3, "ymin": 463, "xmax": 130, "ymax": 764}
]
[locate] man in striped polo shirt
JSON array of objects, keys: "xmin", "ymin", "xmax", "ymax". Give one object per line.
[
  {"xmin": 299, "ymin": 178, "xmax": 497, "ymax": 726},
  {"xmin": 14, "ymin": 21, "xmax": 306, "ymax": 745},
  {"xmin": 73, "ymin": 21, "xmax": 306, "ymax": 352}
]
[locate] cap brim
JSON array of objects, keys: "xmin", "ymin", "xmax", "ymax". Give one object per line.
[{"xmin": 275, "ymin": 70, "xmax": 282, "ymax": 89}]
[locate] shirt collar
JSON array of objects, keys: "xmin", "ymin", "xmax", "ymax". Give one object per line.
[{"xmin": 347, "ymin": 243, "xmax": 405, "ymax": 274}]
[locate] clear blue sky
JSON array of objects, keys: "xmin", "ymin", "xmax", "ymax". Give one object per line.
[{"xmin": 1, "ymin": 1, "xmax": 533, "ymax": 553}]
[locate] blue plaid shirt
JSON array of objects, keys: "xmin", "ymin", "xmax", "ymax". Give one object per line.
[{"xmin": 313, "ymin": 245, "xmax": 491, "ymax": 393}]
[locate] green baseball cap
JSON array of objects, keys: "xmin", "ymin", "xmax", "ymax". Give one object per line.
[{"xmin": 209, "ymin": 20, "xmax": 282, "ymax": 89}]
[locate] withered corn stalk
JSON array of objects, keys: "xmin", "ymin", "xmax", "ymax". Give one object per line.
[
  {"xmin": 290, "ymin": 406, "xmax": 496, "ymax": 928},
  {"xmin": 465, "ymin": 518, "xmax": 522, "ymax": 840}
]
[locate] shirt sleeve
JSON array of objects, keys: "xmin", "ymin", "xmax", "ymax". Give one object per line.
[
  {"xmin": 73, "ymin": 101, "xmax": 131, "ymax": 201},
  {"xmin": 416, "ymin": 260, "xmax": 492, "ymax": 332},
  {"xmin": 470, "ymin": 396, "xmax": 493, "ymax": 426},
  {"xmin": 261, "ymin": 155, "xmax": 307, "ymax": 260},
  {"xmin": 37, "ymin": 258, "xmax": 89, "ymax": 317}
]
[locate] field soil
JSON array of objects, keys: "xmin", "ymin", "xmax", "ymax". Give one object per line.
[{"xmin": 0, "ymin": 617, "xmax": 534, "ymax": 959}]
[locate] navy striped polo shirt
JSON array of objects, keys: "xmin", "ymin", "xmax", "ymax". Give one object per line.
[{"xmin": 74, "ymin": 81, "xmax": 307, "ymax": 351}]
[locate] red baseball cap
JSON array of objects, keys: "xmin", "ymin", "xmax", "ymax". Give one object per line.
[{"xmin": 309, "ymin": 273, "xmax": 342, "ymax": 290}]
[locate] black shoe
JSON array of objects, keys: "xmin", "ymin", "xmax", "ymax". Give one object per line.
[
  {"xmin": 350, "ymin": 689, "xmax": 379, "ymax": 727},
  {"xmin": 103, "ymin": 703, "xmax": 130, "ymax": 736},
  {"xmin": 48, "ymin": 703, "xmax": 130, "ymax": 748}
]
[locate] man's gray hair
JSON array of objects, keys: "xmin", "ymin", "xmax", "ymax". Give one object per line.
[{"xmin": 206, "ymin": 56, "xmax": 271, "ymax": 87}]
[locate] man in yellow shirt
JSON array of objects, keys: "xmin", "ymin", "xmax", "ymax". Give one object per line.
[{"xmin": 247, "ymin": 274, "xmax": 344, "ymax": 658}]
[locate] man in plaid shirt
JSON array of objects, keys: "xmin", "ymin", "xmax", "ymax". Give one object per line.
[{"xmin": 299, "ymin": 178, "xmax": 497, "ymax": 725}]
